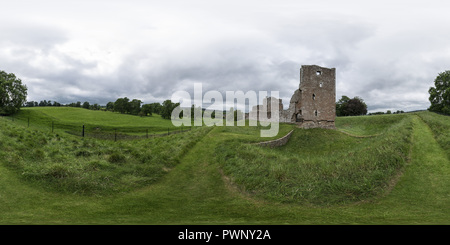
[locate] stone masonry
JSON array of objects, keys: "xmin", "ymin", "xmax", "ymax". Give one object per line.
[{"xmin": 250, "ymin": 65, "xmax": 336, "ymax": 129}]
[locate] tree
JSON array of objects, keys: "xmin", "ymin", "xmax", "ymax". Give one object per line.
[
  {"xmin": 0, "ymin": 70, "xmax": 27, "ymax": 115},
  {"xmin": 129, "ymin": 99, "xmax": 142, "ymax": 115},
  {"xmin": 106, "ymin": 102, "xmax": 114, "ymax": 111},
  {"xmin": 161, "ymin": 100, "xmax": 179, "ymax": 119},
  {"xmin": 25, "ymin": 101, "xmax": 36, "ymax": 107},
  {"xmin": 114, "ymin": 97, "xmax": 130, "ymax": 114},
  {"xmin": 90, "ymin": 103, "xmax": 100, "ymax": 110},
  {"xmin": 429, "ymin": 70, "xmax": 450, "ymax": 114},
  {"xmin": 141, "ymin": 104, "xmax": 153, "ymax": 116},
  {"xmin": 336, "ymin": 95, "xmax": 367, "ymax": 116},
  {"xmin": 149, "ymin": 102, "xmax": 162, "ymax": 114},
  {"xmin": 345, "ymin": 97, "xmax": 368, "ymax": 116},
  {"xmin": 336, "ymin": 95, "xmax": 351, "ymax": 116},
  {"xmin": 82, "ymin": 101, "xmax": 90, "ymax": 109}
]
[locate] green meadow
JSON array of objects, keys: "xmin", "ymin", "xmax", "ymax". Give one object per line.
[
  {"xmin": 0, "ymin": 108, "xmax": 449, "ymax": 224},
  {"xmin": 12, "ymin": 107, "xmax": 182, "ymax": 136}
]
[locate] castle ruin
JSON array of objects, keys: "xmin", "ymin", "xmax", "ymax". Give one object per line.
[{"xmin": 250, "ymin": 65, "xmax": 336, "ymax": 129}]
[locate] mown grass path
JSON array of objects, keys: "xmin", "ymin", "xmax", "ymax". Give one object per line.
[
  {"xmin": 323, "ymin": 115, "xmax": 450, "ymax": 224},
  {"xmin": 371, "ymin": 115, "xmax": 450, "ymax": 223}
]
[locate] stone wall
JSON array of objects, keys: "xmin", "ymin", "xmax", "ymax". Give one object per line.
[{"xmin": 256, "ymin": 129, "xmax": 294, "ymax": 148}]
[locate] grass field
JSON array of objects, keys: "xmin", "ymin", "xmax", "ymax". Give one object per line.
[
  {"xmin": 0, "ymin": 108, "xmax": 449, "ymax": 225},
  {"xmin": 12, "ymin": 107, "xmax": 182, "ymax": 136}
]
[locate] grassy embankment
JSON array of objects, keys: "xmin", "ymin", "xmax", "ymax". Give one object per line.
[
  {"xmin": 216, "ymin": 113, "xmax": 414, "ymax": 205},
  {"xmin": 0, "ymin": 108, "xmax": 449, "ymax": 224}
]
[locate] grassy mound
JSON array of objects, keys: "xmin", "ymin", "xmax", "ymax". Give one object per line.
[{"xmin": 216, "ymin": 114, "xmax": 414, "ymax": 205}]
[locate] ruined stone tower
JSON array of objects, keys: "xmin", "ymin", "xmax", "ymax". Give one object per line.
[
  {"xmin": 288, "ymin": 65, "xmax": 336, "ymax": 128},
  {"xmin": 251, "ymin": 64, "xmax": 336, "ymax": 129}
]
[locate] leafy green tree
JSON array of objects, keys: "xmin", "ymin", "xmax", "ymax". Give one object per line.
[
  {"xmin": 106, "ymin": 102, "xmax": 114, "ymax": 111},
  {"xmin": 114, "ymin": 97, "xmax": 130, "ymax": 114},
  {"xmin": 345, "ymin": 97, "xmax": 368, "ymax": 116},
  {"xmin": 150, "ymin": 102, "xmax": 162, "ymax": 114},
  {"xmin": 429, "ymin": 70, "xmax": 450, "ymax": 114},
  {"xmin": 25, "ymin": 101, "xmax": 36, "ymax": 107},
  {"xmin": 82, "ymin": 101, "xmax": 90, "ymax": 109},
  {"xmin": 141, "ymin": 104, "xmax": 153, "ymax": 116},
  {"xmin": 129, "ymin": 99, "xmax": 142, "ymax": 115},
  {"xmin": 336, "ymin": 95, "xmax": 351, "ymax": 116},
  {"xmin": 161, "ymin": 100, "xmax": 179, "ymax": 119},
  {"xmin": 336, "ymin": 95, "xmax": 367, "ymax": 116},
  {"xmin": 0, "ymin": 70, "xmax": 27, "ymax": 115},
  {"xmin": 90, "ymin": 103, "xmax": 100, "ymax": 110}
]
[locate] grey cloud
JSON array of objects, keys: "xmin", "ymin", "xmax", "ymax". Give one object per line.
[
  {"xmin": 0, "ymin": 22, "xmax": 68, "ymax": 52},
  {"xmin": 2, "ymin": 0, "xmax": 448, "ymax": 113}
]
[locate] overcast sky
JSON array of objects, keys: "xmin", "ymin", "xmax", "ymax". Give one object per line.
[{"xmin": 1, "ymin": 0, "xmax": 449, "ymax": 112}]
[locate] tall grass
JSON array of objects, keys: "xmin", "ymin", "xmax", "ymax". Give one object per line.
[
  {"xmin": 0, "ymin": 119, "xmax": 211, "ymax": 195},
  {"xmin": 216, "ymin": 115, "xmax": 414, "ymax": 205}
]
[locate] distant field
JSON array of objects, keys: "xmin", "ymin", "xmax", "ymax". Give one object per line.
[
  {"xmin": 13, "ymin": 107, "xmax": 180, "ymax": 136},
  {"xmin": 0, "ymin": 109, "xmax": 449, "ymax": 225}
]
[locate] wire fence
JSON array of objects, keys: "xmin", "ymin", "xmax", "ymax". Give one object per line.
[
  {"xmin": 1, "ymin": 115, "xmax": 193, "ymax": 141},
  {"xmin": 66, "ymin": 126, "xmax": 193, "ymax": 141}
]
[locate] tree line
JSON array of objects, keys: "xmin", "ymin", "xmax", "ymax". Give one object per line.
[{"xmin": 105, "ymin": 97, "xmax": 179, "ymax": 119}]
